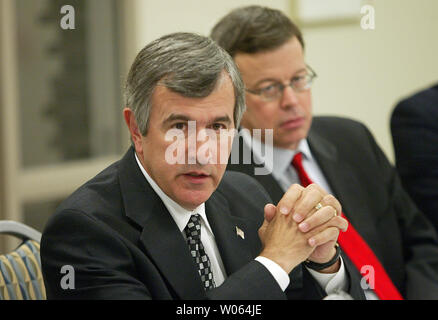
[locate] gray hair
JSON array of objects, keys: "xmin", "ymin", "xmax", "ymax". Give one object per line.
[{"xmin": 124, "ymin": 32, "xmax": 246, "ymax": 135}]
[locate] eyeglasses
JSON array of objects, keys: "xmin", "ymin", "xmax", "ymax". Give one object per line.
[{"xmin": 245, "ymin": 65, "xmax": 317, "ymax": 101}]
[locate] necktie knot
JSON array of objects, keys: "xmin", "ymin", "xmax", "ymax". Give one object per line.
[
  {"xmin": 185, "ymin": 214, "xmax": 202, "ymax": 241},
  {"xmin": 292, "ymin": 152, "xmax": 312, "ymax": 187}
]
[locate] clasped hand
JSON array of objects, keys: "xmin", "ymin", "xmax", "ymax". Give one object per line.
[{"xmin": 258, "ymin": 183, "xmax": 348, "ymax": 274}]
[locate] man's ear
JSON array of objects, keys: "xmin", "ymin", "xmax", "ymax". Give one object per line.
[{"xmin": 123, "ymin": 107, "xmax": 143, "ymax": 154}]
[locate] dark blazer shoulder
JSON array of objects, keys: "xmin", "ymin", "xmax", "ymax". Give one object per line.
[
  {"xmin": 43, "ymin": 149, "xmax": 141, "ymax": 247},
  {"xmin": 393, "ymin": 84, "xmax": 438, "ymax": 111},
  {"xmin": 310, "ymin": 116, "xmax": 378, "ymax": 157},
  {"xmin": 312, "ymin": 116, "xmax": 370, "ymax": 136},
  {"xmin": 391, "ymin": 84, "xmax": 438, "ymax": 129},
  {"xmin": 56, "ymin": 160, "xmax": 122, "ymax": 213}
]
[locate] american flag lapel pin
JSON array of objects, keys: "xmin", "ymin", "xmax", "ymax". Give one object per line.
[{"xmin": 235, "ymin": 226, "xmax": 245, "ymax": 239}]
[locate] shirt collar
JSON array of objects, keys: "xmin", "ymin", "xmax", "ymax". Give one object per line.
[
  {"xmin": 134, "ymin": 153, "xmax": 213, "ymax": 234},
  {"xmin": 240, "ymin": 128, "xmax": 314, "ymax": 179}
]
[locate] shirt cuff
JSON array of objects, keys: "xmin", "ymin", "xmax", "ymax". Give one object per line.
[
  {"xmin": 255, "ymin": 256, "xmax": 290, "ymax": 291},
  {"xmin": 306, "ymin": 256, "xmax": 348, "ymax": 294}
]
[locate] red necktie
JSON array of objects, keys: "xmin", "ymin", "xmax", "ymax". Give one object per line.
[{"xmin": 292, "ymin": 152, "xmax": 403, "ymax": 300}]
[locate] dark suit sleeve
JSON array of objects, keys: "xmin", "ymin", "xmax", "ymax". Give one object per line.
[
  {"xmin": 337, "ymin": 254, "xmax": 367, "ymax": 300},
  {"xmin": 207, "ymin": 261, "xmax": 286, "ymax": 300},
  {"xmin": 41, "ymin": 210, "xmax": 152, "ymax": 300},
  {"xmin": 366, "ymin": 124, "xmax": 438, "ymax": 299},
  {"xmin": 391, "ymin": 100, "xmax": 438, "ymax": 231}
]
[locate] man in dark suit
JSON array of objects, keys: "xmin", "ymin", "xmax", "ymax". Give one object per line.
[
  {"xmin": 41, "ymin": 32, "xmax": 354, "ymax": 300},
  {"xmin": 211, "ymin": 6, "xmax": 438, "ymax": 299},
  {"xmin": 391, "ymin": 83, "xmax": 438, "ymax": 233}
]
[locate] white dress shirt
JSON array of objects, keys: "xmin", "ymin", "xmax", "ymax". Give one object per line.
[
  {"xmin": 241, "ymin": 129, "xmax": 378, "ymax": 299},
  {"xmin": 134, "ymin": 153, "xmax": 290, "ymax": 291}
]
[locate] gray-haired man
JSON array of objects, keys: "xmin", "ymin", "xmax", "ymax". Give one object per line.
[{"xmin": 41, "ymin": 32, "xmax": 351, "ymax": 300}]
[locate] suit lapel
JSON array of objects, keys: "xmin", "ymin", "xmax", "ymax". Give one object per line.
[
  {"xmin": 307, "ymin": 128, "xmax": 383, "ymax": 258},
  {"xmin": 205, "ymin": 191, "xmax": 253, "ymax": 275},
  {"xmin": 118, "ymin": 148, "xmax": 206, "ymax": 299},
  {"xmin": 139, "ymin": 201, "xmax": 206, "ymax": 299}
]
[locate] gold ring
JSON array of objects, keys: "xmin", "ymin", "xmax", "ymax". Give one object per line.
[{"xmin": 314, "ymin": 202, "xmax": 323, "ymax": 211}]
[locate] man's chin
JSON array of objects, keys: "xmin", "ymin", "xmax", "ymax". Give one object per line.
[
  {"xmin": 175, "ymin": 189, "xmax": 214, "ymax": 210},
  {"xmin": 274, "ymin": 137, "xmax": 303, "ymax": 150},
  {"xmin": 274, "ymin": 129, "xmax": 308, "ymax": 149}
]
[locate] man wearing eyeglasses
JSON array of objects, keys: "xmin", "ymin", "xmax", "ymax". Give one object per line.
[{"xmin": 212, "ymin": 5, "xmax": 438, "ymax": 299}]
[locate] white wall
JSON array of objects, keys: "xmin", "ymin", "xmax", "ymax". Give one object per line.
[
  {"xmin": 303, "ymin": 0, "xmax": 438, "ymax": 162},
  {"xmin": 129, "ymin": 0, "xmax": 438, "ymax": 162},
  {"xmin": 132, "ymin": 0, "xmax": 290, "ymax": 52}
]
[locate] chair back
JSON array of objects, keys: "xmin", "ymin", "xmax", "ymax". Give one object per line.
[{"xmin": 0, "ymin": 221, "xmax": 46, "ymax": 299}]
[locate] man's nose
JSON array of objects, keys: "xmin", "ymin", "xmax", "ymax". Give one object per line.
[
  {"xmin": 187, "ymin": 127, "xmax": 216, "ymax": 165},
  {"xmin": 187, "ymin": 125, "xmax": 198, "ymax": 164},
  {"xmin": 280, "ymin": 85, "xmax": 299, "ymax": 109}
]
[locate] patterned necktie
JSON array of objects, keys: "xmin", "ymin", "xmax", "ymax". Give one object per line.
[
  {"xmin": 184, "ymin": 214, "xmax": 215, "ymax": 290},
  {"xmin": 292, "ymin": 152, "xmax": 403, "ymax": 300}
]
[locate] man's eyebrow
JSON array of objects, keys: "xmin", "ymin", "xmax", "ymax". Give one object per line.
[
  {"xmin": 163, "ymin": 114, "xmax": 232, "ymax": 125},
  {"xmin": 253, "ymin": 78, "xmax": 278, "ymax": 87},
  {"xmin": 212, "ymin": 115, "xmax": 232, "ymax": 124},
  {"xmin": 253, "ymin": 67, "xmax": 307, "ymax": 87},
  {"xmin": 163, "ymin": 113, "xmax": 192, "ymax": 124}
]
